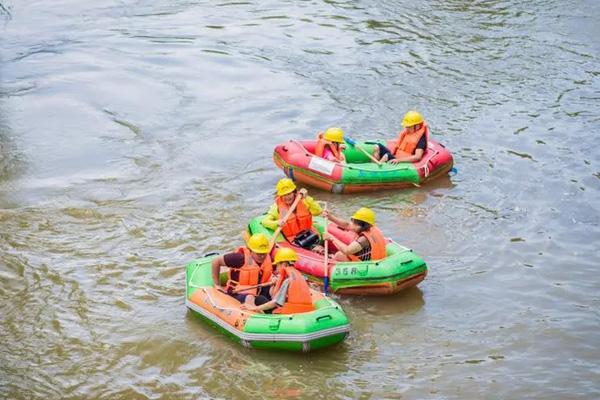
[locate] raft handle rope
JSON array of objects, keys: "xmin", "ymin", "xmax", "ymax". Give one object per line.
[
  {"xmin": 188, "ymin": 263, "xmax": 204, "ymax": 289},
  {"xmin": 198, "ymin": 288, "xmax": 339, "ymax": 317},
  {"xmin": 201, "ymin": 288, "xmax": 252, "ymax": 313},
  {"xmin": 188, "ymin": 254, "xmax": 221, "ymax": 289},
  {"xmin": 421, "ymin": 143, "xmax": 440, "ymax": 179}
]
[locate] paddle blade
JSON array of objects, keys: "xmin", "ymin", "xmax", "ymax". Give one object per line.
[{"xmin": 344, "ymin": 136, "xmax": 357, "ymax": 146}]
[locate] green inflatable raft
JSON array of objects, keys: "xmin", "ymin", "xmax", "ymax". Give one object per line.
[{"xmin": 185, "ymin": 255, "xmax": 350, "ymax": 352}]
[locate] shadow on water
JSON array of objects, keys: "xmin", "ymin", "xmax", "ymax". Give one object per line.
[
  {"xmin": 342, "ymin": 287, "xmax": 425, "ymax": 318},
  {"xmin": 306, "ymin": 174, "xmax": 455, "ymax": 207},
  {"xmin": 181, "ymin": 309, "xmax": 352, "ymax": 399}
]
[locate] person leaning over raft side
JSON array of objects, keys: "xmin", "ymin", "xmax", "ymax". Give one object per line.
[
  {"xmin": 211, "ymin": 233, "xmax": 273, "ymax": 307},
  {"xmin": 322, "ymin": 207, "xmax": 387, "ymax": 262},
  {"xmin": 372, "ymin": 110, "xmax": 429, "ymax": 164},
  {"xmin": 241, "ymin": 248, "xmax": 314, "ymax": 314},
  {"xmin": 261, "ymin": 178, "xmax": 322, "ymax": 246},
  {"xmin": 314, "ymin": 127, "xmax": 346, "ymax": 163}
]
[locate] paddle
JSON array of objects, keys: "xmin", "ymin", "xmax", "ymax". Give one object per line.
[
  {"xmin": 344, "ymin": 136, "xmax": 383, "ymax": 166},
  {"xmin": 267, "ymin": 189, "xmax": 305, "ymax": 250},
  {"xmin": 231, "ymin": 281, "xmax": 274, "ymax": 294}
]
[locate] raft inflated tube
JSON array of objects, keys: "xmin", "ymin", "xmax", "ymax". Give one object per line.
[
  {"xmin": 247, "ymin": 215, "xmax": 428, "ymax": 296},
  {"xmin": 185, "ymin": 256, "xmax": 350, "ymax": 352},
  {"xmin": 273, "ymin": 137, "xmax": 453, "ymax": 193}
]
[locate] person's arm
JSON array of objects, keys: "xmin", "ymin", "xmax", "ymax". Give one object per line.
[
  {"xmin": 212, "ymin": 253, "xmax": 244, "ymax": 290},
  {"xmin": 243, "ymin": 279, "xmax": 289, "ymax": 312},
  {"xmin": 261, "ymin": 203, "xmax": 280, "ymax": 230},
  {"xmin": 211, "ymin": 255, "xmax": 226, "ymax": 290},
  {"xmin": 304, "ymin": 196, "xmax": 322, "ymax": 216},
  {"xmin": 391, "ymin": 135, "xmax": 426, "ymax": 163},
  {"xmin": 323, "ymin": 210, "xmax": 350, "ymax": 230},
  {"xmin": 249, "ymin": 299, "xmax": 277, "ymax": 312},
  {"xmin": 390, "ymin": 148, "xmax": 424, "ymax": 163},
  {"xmin": 390, "ymin": 135, "xmax": 402, "ymax": 156},
  {"xmin": 324, "ymin": 234, "xmax": 363, "ymax": 256},
  {"xmin": 338, "ymin": 149, "xmax": 346, "ymax": 163},
  {"xmin": 322, "ymin": 147, "xmax": 335, "ymax": 161}
]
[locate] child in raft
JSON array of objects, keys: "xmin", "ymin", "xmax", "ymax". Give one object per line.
[
  {"xmin": 321, "ymin": 207, "xmax": 387, "ymax": 262},
  {"xmin": 372, "ymin": 111, "xmax": 428, "ymax": 164},
  {"xmin": 241, "ymin": 248, "xmax": 314, "ymax": 314},
  {"xmin": 261, "ymin": 178, "xmax": 324, "ymax": 250},
  {"xmin": 314, "ymin": 127, "xmax": 346, "ymax": 163}
]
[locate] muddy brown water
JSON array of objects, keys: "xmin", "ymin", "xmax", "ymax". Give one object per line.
[{"xmin": 1, "ymin": 0, "xmax": 599, "ymax": 399}]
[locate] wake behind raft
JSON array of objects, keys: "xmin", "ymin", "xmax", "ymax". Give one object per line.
[
  {"xmin": 273, "ymin": 137, "xmax": 453, "ymax": 193},
  {"xmin": 247, "ymin": 216, "xmax": 428, "ymax": 296},
  {"xmin": 185, "ymin": 255, "xmax": 350, "ymax": 352}
]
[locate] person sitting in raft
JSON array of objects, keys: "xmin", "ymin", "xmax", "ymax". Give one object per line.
[
  {"xmin": 314, "ymin": 127, "xmax": 346, "ymax": 163},
  {"xmin": 211, "ymin": 233, "xmax": 273, "ymax": 307},
  {"xmin": 241, "ymin": 248, "xmax": 314, "ymax": 314},
  {"xmin": 372, "ymin": 110, "xmax": 429, "ymax": 164},
  {"xmin": 322, "ymin": 207, "xmax": 387, "ymax": 262},
  {"xmin": 261, "ymin": 178, "xmax": 323, "ymax": 249}
]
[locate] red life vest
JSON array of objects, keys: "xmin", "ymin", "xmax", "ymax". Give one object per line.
[
  {"xmin": 276, "ymin": 195, "xmax": 313, "ymax": 240},
  {"xmin": 272, "ymin": 266, "xmax": 315, "ymax": 314},
  {"xmin": 348, "ymin": 226, "xmax": 387, "ymax": 262},
  {"xmin": 394, "ymin": 122, "xmax": 429, "ymax": 158},
  {"xmin": 315, "ymin": 133, "xmax": 343, "ymax": 162},
  {"xmin": 226, "ymin": 247, "xmax": 273, "ymax": 295}
]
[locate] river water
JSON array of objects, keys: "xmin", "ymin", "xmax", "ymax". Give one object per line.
[{"xmin": 1, "ymin": 0, "xmax": 599, "ymax": 398}]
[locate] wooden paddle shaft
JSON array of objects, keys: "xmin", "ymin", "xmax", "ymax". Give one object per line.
[
  {"xmin": 231, "ymin": 281, "xmax": 274, "ymax": 294},
  {"xmin": 358, "ymin": 144, "xmax": 383, "ymax": 165}
]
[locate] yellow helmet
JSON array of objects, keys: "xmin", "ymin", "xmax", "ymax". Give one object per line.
[
  {"xmin": 401, "ymin": 111, "xmax": 424, "ymax": 127},
  {"xmin": 276, "ymin": 178, "xmax": 297, "ymax": 197},
  {"xmin": 324, "ymin": 127, "xmax": 345, "ymax": 143},
  {"xmin": 351, "ymin": 207, "xmax": 376, "ymax": 225},
  {"xmin": 274, "ymin": 247, "xmax": 298, "ymax": 264},
  {"xmin": 247, "ymin": 233, "xmax": 270, "ymax": 254}
]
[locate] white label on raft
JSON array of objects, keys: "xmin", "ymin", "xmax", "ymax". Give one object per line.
[{"xmin": 308, "ymin": 156, "xmax": 336, "ymax": 176}]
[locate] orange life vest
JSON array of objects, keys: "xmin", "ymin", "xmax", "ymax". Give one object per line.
[
  {"xmin": 276, "ymin": 196, "xmax": 313, "ymax": 240},
  {"xmin": 393, "ymin": 122, "xmax": 429, "ymax": 158},
  {"xmin": 315, "ymin": 133, "xmax": 343, "ymax": 162},
  {"xmin": 348, "ymin": 226, "xmax": 387, "ymax": 262},
  {"xmin": 272, "ymin": 266, "xmax": 315, "ymax": 314},
  {"xmin": 226, "ymin": 247, "xmax": 273, "ymax": 295}
]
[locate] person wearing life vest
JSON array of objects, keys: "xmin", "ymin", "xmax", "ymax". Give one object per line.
[
  {"xmin": 210, "ymin": 233, "xmax": 274, "ymax": 306},
  {"xmin": 372, "ymin": 111, "xmax": 429, "ymax": 164},
  {"xmin": 322, "ymin": 207, "xmax": 387, "ymax": 262},
  {"xmin": 241, "ymin": 248, "xmax": 315, "ymax": 314},
  {"xmin": 261, "ymin": 178, "xmax": 322, "ymax": 244},
  {"xmin": 314, "ymin": 127, "xmax": 346, "ymax": 163}
]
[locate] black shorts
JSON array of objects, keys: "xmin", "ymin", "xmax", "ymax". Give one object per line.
[
  {"xmin": 229, "ymin": 292, "xmax": 270, "ymax": 305},
  {"xmin": 376, "ymin": 143, "xmax": 395, "ymax": 160}
]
